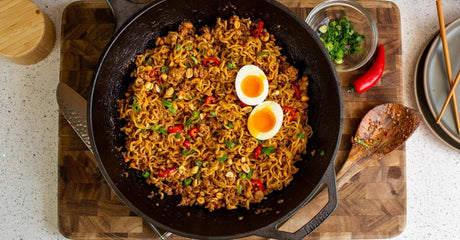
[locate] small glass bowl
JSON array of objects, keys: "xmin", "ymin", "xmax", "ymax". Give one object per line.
[{"xmin": 306, "ymin": 0, "xmax": 378, "ymax": 72}]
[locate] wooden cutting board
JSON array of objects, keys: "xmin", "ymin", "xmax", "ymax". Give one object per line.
[{"xmin": 58, "ymin": 1, "xmax": 404, "ymax": 239}]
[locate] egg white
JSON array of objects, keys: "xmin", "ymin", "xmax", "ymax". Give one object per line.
[
  {"xmin": 235, "ymin": 65, "xmax": 269, "ymax": 106},
  {"xmin": 248, "ymin": 101, "xmax": 284, "ymax": 140}
]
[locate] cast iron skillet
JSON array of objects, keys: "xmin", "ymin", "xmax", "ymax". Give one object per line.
[{"xmin": 89, "ymin": 0, "xmax": 343, "ymax": 239}]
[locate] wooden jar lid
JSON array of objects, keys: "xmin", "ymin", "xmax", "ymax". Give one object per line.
[{"xmin": 0, "ymin": 0, "xmax": 55, "ymax": 65}]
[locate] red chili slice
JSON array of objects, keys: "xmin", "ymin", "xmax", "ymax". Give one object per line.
[
  {"xmin": 158, "ymin": 168, "xmax": 176, "ymax": 178},
  {"xmin": 251, "ymin": 21, "xmax": 264, "ymax": 37},
  {"xmin": 293, "ymin": 83, "xmax": 301, "ymax": 100},
  {"xmin": 251, "ymin": 179, "xmax": 265, "ymax": 191},
  {"xmin": 183, "ymin": 140, "xmax": 191, "ymax": 149},
  {"xmin": 282, "ymin": 106, "xmax": 296, "ymax": 122},
  {"xmin": 205, "ymin": 96, "xmax": 217, "ymax": 104},
  {"xmin": 149, "ymin": 69, "xmax": 160, "ymax": 78},
  {"xmin": 167, "ymin": 125, "xmax": 183, "ymax": 133},
  {"xmin": 202, "ymin": 58, "xmax": 221, "ymax": 67},
  {"xmin": 149, "ymin": 69, "xmax": 162, "ymax": 85},
  {"xmin": 254, "ymin": 145, "xmax": 262, "ymax": 159},
  {"xmin": 189, "ymin": 127, "xmax": 199, "ymax": 138}
]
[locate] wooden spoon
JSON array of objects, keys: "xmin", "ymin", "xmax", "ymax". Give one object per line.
[
  {"xmin": 280, "ymin": 103, "xmax": 421, "ymax": 232},
  {"xmin": 336, "ymin": 103, "xmax": 421, "ymax": 189}
]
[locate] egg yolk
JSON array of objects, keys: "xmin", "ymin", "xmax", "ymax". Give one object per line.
[
  {"xmin": 248, "ymin": 107, "xmax": 276, "ymax": 134},
  {"xmin": 241, "ymin": 75, "xmax": 264, "ymax": 98}
]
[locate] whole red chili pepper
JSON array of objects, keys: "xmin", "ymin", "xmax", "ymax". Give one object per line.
[
  {"xmin": 158, "ymin": 168, "xmax": 176, "ymax": 178},
  {"xmin": 353, "ymin": 44, "xmax": 385, "ymax": 94},
  {"xmin": 202, "ymin": 58, "xmax": 221, "ymax": 67},
  {"xmin": 293, "ymin": 83, "xmax": 301, "ymax": 100},
  {"xmin": 183, "ymin": 140, "xmax": 191, "ymax": 149},
  {"xmin": 204, "ymin": 95, "xmax": 217, "ymax": 104},
  {"xmin": 251, "ymin": 21, "xmax": 264, "ymax": 37},
  {"xmin": 251, "ymin": 179, "xmax": 265, "ymax": 191},
  {"xmin": 282, "ymin": 106, "xmax": 296, "ymax": 122},
  {"xmin": 167, "ymin": 125, "xmax": 183, "ymax": 133},
  {"xmin": 254, "ymin": 145, "xmax": 262, "ymax": 159},
  {"xmin": 189, "ymin": 127, "xmax": 199, "ymax": 138}
]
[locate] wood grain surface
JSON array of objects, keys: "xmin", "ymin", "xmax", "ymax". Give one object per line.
[
  {"xmin": 0, "ymin": 0, "xmax": 55, "ymax": 65},
  {"xmin": 58, "ymin": 1, "xmax": 404, "ymax": 239}
]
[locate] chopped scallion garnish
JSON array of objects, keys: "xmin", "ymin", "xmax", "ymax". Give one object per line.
[
  {"xmin": 218, "ymin": 154, "xmax": 228, "ymax": 163},
  {"xmin": 142, "ymin": 171, "xmax": 150, "ymax": 178},
  {"xmin": 160, "ymin": 65, "xmax": 169, "ymax": 74},
  {"xmin": 183, "ymin": 178, "xmax": 192, "ymax": 186},
  {"xmin": 225, "ymin": 140, "xmax": 235, "ymax": 149},
  {"xmin": 261, "ymin": 146, "xmax": 276, "ymax": 155}
]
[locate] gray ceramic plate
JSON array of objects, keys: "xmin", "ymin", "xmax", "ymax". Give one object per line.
[
  {"xmin": 415, "ymin": 25, "xmax": 460, "ymax": 152},
  {"xmin": 423, "ymin": 17, "xmax": 460, "ymax": 144}
]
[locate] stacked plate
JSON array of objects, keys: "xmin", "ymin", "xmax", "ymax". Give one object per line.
[{"xmin": 415, "ymin": 18, "xmax": 460, "ymax": 151}]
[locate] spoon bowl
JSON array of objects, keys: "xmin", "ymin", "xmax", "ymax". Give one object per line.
[{"xmin": 338, "ymin": 103, "xmax": 421, "ymax": 189}]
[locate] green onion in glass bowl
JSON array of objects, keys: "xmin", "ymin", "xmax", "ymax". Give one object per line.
[{"xmin": 306, "ymin": 0, "xmax": 378, "ymax": 72}]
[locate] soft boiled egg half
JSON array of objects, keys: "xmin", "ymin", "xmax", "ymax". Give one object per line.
[
  {"xmin": 235, "ymin": 65, "xmax": 269, "ymax": 106},
  {"xmin": 247, "ymin": 101, "xmax": 284, "ymax": 140}
]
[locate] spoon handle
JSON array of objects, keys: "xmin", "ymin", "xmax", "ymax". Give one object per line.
[{"xmin": 335, "ymin": 145, "xmax": 374, "ymax": 189}]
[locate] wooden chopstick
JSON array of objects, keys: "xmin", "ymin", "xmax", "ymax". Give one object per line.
[
  {"xmin": 436, "ymin": 70, "xmax": 460, "ymax": 123},
  {"xmin": 435, "ymin": 0, "xmax": 460, "ymax": 134}
]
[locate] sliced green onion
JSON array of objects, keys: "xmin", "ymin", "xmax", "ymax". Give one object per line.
[
  {"xmin": 247, "ymin": 169, "xmax": 253, "ymax": 179},
  {"xmin": 192, "ymin": 110, "xmax": 199, "ymax": 119},
  {"xmin": 296, "ymin": 133, "xmax": 305, "ymax": 138},
  {"xmin": 175, "ymin": 43, "xmax": 182, "ymax": 51},
  {"xmin": 160, "ymin": 65, "xmax": 169, "ymax": 74},
  {"xmin": 158, "ymin": 127, "xmax": 168, "ymax": 135},
  {"xmin": 183, "ymin": 178, "xmax": 192, "ymax": 186},
  {"xmin": 238, "ymin": 172, "xmax": 246, "ymax": 179},
  {"xmin": 195, "ymin": 159, "xmax": 203, "ymax": 167},
  {"xmin": 354, "ymin": 136, "xmax": 371, "ymax": 148},
  {"xmin": 256, "ymin": 51, "xmax": 269, "ymax": 57},
  {"xmin": 185, "ymin": 119, "xmax": 193, "ymax": 127},
  {"xmin": 226, "ymin": 62, "xmax": 236, "ymax": 69},
  {"xmin": 144, "ymin": 53, "xmax": 153, "ymax": 64},
  {"xmin": 196, "ymin": 169, "xmax": 201, "ymax": 180},
  {"xmin": 162, "ymin": 99, "xmax": 173, "ymax": 108},
  {"xmin": 131, "ymin": 103, "xmax": 141, "ymax": 112},
  {"xmin": 185, "ymin": 44, "xmax": 193, "ymax": 51},
  {"xmin": 129, "ymin": 96, "xmax": 137, "ymax": 104},
  {"xmin": 319, "ymin": 25, "xmax": 328, "ymax": 33},
  {"xmin": 228, "ymin": 122, "xmax": 234, "ymax": 129},
  {"xmin": 210, "ymin": 110, "xmax": 216, "ymax": 117},
  {"xmin": 182, "ymin": 149, "xmax": 196, "ymax": 156},
  {"xmin": 142, "ymin": 171, "xmax": 150, "ymax": 178},
  {"xmin": 191, "ymin": 55, "xmax": 198, "ymax": 65},
  {"xmin": 218, "ymin": 154, "xmax": 228, "ymax": 163},
  {"xmin": 237, "ymin": 184, "xmax": 242, "ymax": 194},
  {"xmin": 318, "ymin": 17, "xmax": 364, "ymax": 64},
  {"xmin": 261, "ymin": 146, "xmax": 276, "ymax": 155},
  {"xmin": 225, "ymin": 140, "xmax": 235, "ymax": 149},
  {"xmin": 151, "ymin": 124, "xmax": 160, "ymax": 131},
  {"xmin": 167, "ymin": 107, "xmax": 177, "ymax": 114},
  {"xmin": 320, "ymin": 150, "xmax": 326, "ymax": 156},
  {"xmin": 174, "ymin": 133, "xmax": 181, "ymax": 139}
]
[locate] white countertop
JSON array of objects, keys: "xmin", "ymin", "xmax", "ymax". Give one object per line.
[{"xmin": 0, "ymin": 0, "xmax": 459, "ymax": 239}]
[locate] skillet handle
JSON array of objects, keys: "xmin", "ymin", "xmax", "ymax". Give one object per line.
[
  {"xmin": 254, "ymin": 162, "xmax": 338, "ymax": 240},
  {"xmin": 105, "ymin": 0, "xmax": 153, "ymax": 31}
]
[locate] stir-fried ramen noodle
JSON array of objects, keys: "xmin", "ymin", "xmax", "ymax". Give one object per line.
[{"xmin": 118, "ymin": 16, "xmax": 312, "ymax": 211}]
